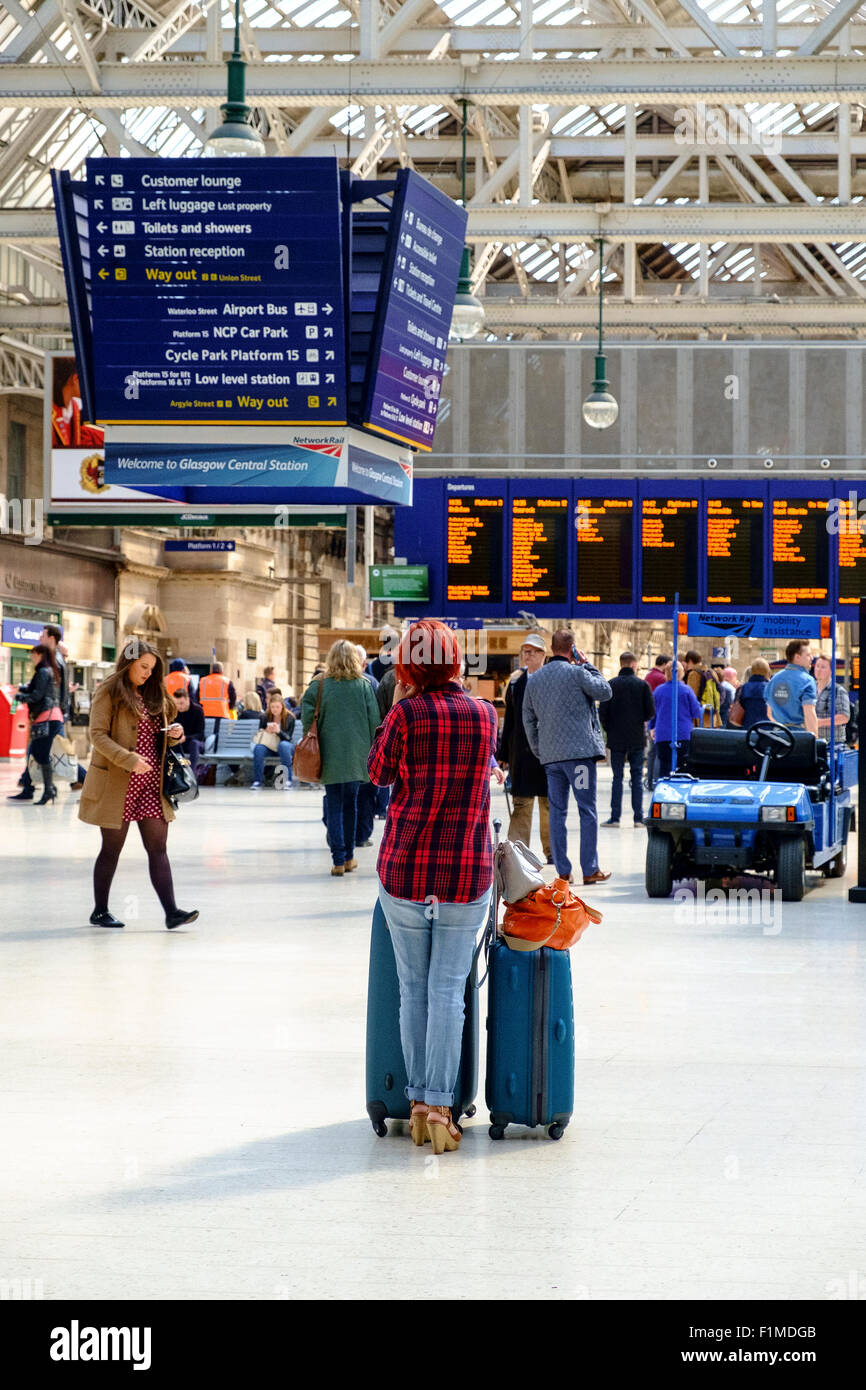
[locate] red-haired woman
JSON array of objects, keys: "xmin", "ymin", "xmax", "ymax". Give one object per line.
[
  {"xmin": 368, "ymin": 620, "xmax": 497, "ymax": 1155},
  {"xmin": 78, "ymin": 641, "xmax": 198, "ymax": 931}
]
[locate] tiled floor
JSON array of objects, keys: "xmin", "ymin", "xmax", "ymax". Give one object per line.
[{"xmin": 1, "ymin": 765, "xmax": 864, "ymax": 1301}]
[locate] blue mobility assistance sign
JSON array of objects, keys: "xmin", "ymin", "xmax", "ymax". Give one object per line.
[
  {"xmin": 86, "ymin": 158, "xmax": 346, "ymax": 424},
  {"xmin": 683, "ymin": 612, "xmax": 829, "ymax": 638},
  {"xmin": 362, "ymin": 169, "xmax": 467, "ymax": 451}
]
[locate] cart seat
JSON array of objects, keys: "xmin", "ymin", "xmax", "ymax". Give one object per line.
[{"xmin": 683, "ymin": 729, "xmax": 758, "ymax": 780}]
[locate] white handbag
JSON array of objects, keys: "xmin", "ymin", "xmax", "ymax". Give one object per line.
[
  {"xmin": 494, "ymin": 838, "xmax": 546, "ymax": 904},
  {"xmin": 28, "ymin": 733, "xmax": 78, "ymax": 784}
]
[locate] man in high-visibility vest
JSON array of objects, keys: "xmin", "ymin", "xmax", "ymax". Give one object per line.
[
  {"xmin": 199, "ymin": 663, "xmax": 235, "ymax": 719},
  {"xmin": 165, "ymin": 659, "xmax": 194, "ymax": 701}
]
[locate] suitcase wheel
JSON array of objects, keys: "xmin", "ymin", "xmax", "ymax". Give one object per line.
[
  {"xmin": 548, "ymin": 1124, "xmax": 564, "ymax": 1141},
  {"xmin": 463, "ymin": 1104, "xmax": 476, "ymax": 1120},
  {"xmin": 488, "ymin": 1124, "xmax": 505, "ymax": 1141},
  {"xmin": 372, "ymin": 1120, "xmax": 388, "ymax": 1138}
]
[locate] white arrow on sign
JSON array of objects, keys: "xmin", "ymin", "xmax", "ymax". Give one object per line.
[
  {"xmin": 94, "ymin": 175, "xmax": 104, "ymax": 185},
  {"xmin": 97, "ymin": 221, "xmax": 107, "ymax": 233},
  {"xmin": 98, "ymin": 245, "xmax": 109, "ymax": 257},
  {"xmin": 323, "ymin": 304, "xmax": 333, "ymax": 315},
  {"xmin": 93, "ymin": 200, "xmax": 103, "ymax": 209}
]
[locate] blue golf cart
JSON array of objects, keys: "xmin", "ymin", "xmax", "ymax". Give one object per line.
[{"xmin": 646, "ymin": 611, "xmax": 857, "ymax": 902}]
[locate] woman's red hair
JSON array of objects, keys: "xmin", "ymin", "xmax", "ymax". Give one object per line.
[{"xmin": 396, "ymin": 620, "xmax": 461, "ymax": 693}]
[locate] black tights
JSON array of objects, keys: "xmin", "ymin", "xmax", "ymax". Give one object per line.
[{"xmin": 94, "ymin": 818, "xmax": 177, "ymax": 915}]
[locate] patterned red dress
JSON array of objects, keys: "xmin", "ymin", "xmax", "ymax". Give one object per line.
[{"xmin": 123, "ymin": 700, "xmax": 165, "ymax": 824}]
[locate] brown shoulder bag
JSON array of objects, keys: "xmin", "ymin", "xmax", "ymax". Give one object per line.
[{"xmin": 293, "ymin": 679, "xmax": 323, "ymax": 782}]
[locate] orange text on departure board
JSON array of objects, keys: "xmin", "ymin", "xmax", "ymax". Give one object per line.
[
  {"xmin": 511, "ymin": 496, "xmax": 567, "ymax": 602},
  {"xmin": 576, "ymin": 497, "xmax": 632, "ymax": 603},
  {"xmin": 447, "ymin": 496, "xmax": 503, "ymax": 601},
  {"xmin": 771, "ymin": 497, "xmax": 828, "ymax": 603},
  {"xmin": 706, "ymin": 497, "xmax": 763, "ymax": 604},
  {"xmin": 641, "ymin": 497, "xmax": 698, "ymax": 548},
  {"xmin": 838, "ymin": 499, "xmax": 866, "ymax": 605}
]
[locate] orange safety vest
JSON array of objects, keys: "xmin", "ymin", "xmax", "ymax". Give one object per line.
[
  {"xmin": 199, "ymin": 673, "xmax": 231, "ymax": 718},
  {"xmin": 164, "ymin": 671, "xmax": 190, "ymax": 698}
]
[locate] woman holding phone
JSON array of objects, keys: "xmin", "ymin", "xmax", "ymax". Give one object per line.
[{"xmin": 79, "ymin": 640, "xmax": 199, "ymax": 930}]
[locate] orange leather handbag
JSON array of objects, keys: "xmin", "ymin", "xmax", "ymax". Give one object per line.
[{"xmin": 501, "ymin": 877, "xmax": 602, "ymax": 953}]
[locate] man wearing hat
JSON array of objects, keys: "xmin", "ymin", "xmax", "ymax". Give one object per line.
[{"xmin": 498, "ymin": 634, "xmax": 552, "ymax": 862}]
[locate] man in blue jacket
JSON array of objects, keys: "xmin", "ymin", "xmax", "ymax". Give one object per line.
[{"xmin": 522, "ymin": 629, "xmax": 612, "ymax": 886}]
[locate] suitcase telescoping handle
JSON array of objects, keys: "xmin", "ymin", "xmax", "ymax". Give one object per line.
[{"xmin": 470, "ymin": 817, "xmax": 501, "ymax": 991}]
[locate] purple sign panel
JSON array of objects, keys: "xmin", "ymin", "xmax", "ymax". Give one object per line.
[{"xmin": 362, "ymin": 170, "xmax": 467, "ymax": 451}]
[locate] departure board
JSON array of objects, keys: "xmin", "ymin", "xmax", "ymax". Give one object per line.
[
  {"xmin": 511, "ymin": 496, "xmax": 568, "ymax": 604},
  {"xmin": 706, "ymin": 497, "xmax": 764, "ymax": 606},
  {"xmin": 575, "ymin": 496, "xmax": 633, "ymax": 606},
  {"xmin": 772, "ymin": 497, "xmax": 829, "ymax": 604},
  {"xmin": 640, "ymin": 497, "xmax": 698, "ymax": 605},
  {"xmin": 446, "ymin": 495, "xmax": 504, "ymax": 603},
  {"xmin": 837, "ymin": 498, "xmax": 866, "ymax": 607}
]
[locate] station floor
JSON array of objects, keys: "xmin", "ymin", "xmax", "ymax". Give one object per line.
[{"xmin": 1, "ymin": 763, "xmax": 865, "ymax": 1303}]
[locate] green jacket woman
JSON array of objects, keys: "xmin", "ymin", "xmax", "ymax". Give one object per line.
[{"xmin": 302, "ymin": 641, "xmax": 381, "ymax": 875}]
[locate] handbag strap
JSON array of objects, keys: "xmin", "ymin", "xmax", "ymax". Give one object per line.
[{"xmin": 309, "ymin": 678, "xmax": 324, "ymax": 730}]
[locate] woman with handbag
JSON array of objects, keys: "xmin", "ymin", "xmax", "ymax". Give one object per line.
[
  {"xmin": 78, "ymin": 641, "xmax": 198, "ymax": 931},
  {"xmin": 9, "ymin": 643, "xmax": 64, "ymax": 805},
  {"xmin": 251, "ymin": 689, "xmax": 295, "ymax": 789},
  {"xmin": 367, "ymin": 620, "xmax": 497, "ymax": 1155},
  {"xmin": 300, "ymin": 640, "xmax": 380, "ymax": 876}
]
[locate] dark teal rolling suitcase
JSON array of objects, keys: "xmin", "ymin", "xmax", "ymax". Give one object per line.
[
  {"xmin": 365, "ymin": 900, "xmax": 480, "ymax": 1136},
  {"xmin": 485, "ymin": 936, "xmax": 575, "ymax": 1140}
]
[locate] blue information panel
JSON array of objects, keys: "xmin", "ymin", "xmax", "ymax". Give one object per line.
[
  {"xmin": 362, "ymin": 170, "xmax": 467, "ymax": 451},
  {"xmin": 86, "ymin": 158, "xmax": 347, "ymax": 424}
]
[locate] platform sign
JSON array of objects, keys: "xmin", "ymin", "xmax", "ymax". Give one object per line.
[
  {"xmin": 85, "ymin": 158, "xmax": 347, "ymax": 424},
  {"xmin": 511, "ymin": 495, "xmax": 569, "ymax": 606},
  {"xmin": 446, "ymin": 494, "xmax": 504, "ymax": 605},
  {"xmin": 576, "ymin": 496, "xmax": 634, "ymax": 608},
  {"xmin": 640, "ymin": 496, "xmax": 699, "ymax": 607},
  {"xmin": 362, "ymin": 170, "xmax": 467, "ymax": 451}
]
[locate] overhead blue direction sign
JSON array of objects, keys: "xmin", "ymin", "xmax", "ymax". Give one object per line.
[
  {"xmin": 361, "ymin": 169, "xmax": 467, "ymax": 451},
  {"xmin": 86, "ymin": 158, "xmax": 347, "ymax": 425}
]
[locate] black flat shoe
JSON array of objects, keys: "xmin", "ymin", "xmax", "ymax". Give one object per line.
[
  {"xmin": 89, "ymin": 910, "xmax": 124, "ymax": 929},
  {"xmin": 166, "ymin": 908, "xmax": 199, "ymax": 931}
]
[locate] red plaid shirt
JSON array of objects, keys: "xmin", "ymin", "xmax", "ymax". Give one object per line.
[{"xmin": 368, "ymin": 683, "xmax": 497, "ymax": 904}]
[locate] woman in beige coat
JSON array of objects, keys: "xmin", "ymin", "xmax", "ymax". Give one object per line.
[{"xmin": 79, "ymin": 640, "xmax": 199, "ymax": 931}]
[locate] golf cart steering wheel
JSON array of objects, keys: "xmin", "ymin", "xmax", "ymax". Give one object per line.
[{"xmin": 746, "ymin": 720, "xmax": 796, "ymax": 761}]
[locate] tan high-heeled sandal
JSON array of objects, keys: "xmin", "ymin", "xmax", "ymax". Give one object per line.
[
  {"xmin": 409, "ymin": 1101, "xmax": 429, "ymax": 1146},
  {"xmin": 425, "ymin": 1105, "xmax": 461, "ymax": 1154}
]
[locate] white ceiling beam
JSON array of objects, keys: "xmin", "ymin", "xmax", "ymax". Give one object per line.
[
  {"xmin": 5, "ymin": 205, "xmax": 866, "ymax": 245},
  {"xmin": 127, "ymin": 0, "xmax": 221, "ymax": 65},
  {"xmin": 11, "ymin": 298, "xmax": 866, "ymax": 331},
  {"xmin": 672, "ymin": 0, "xmax": 741, "ymax": 57},
  {"xmin": 54, "ymin": 0, "xmax": 102, "ymax": 94},
  {"xmin": 100, "ymin": 24, "xmax": 866, "ymax": 59},
  {"xmin": 3, "ymin": 0, "xmax": 63, "ymax": 64},
  {"xmin": 94, "ymin": 108, "xmax": 155, "ymax": 158},
  {"xmin": 6, "ymin": 57, "xmax": 866, "ymax": 107},
  {"xmin": 796, "ymin": 0, "xmax": 862, "ymax": 56}
]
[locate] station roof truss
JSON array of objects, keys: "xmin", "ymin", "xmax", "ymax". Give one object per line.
[{"xmin": 1, "ymin": 0, "xmax": 866, "ymax": 387}]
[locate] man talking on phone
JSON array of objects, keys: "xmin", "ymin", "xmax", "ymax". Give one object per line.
[{"xmin": 522, "ymin": 629, "xmax": 613, "ymax": 886}]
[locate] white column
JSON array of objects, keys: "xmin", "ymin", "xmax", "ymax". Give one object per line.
[
  {"xmin": 361, "ymin": 0, "xmax": 380, "ymax": 167},
  {"xmin": 519, "ymin": 1, "xmax": 534, "ymax": 204},
  {"xmin": 762, "ymin": 0, "xmax": 776, "ymax": 56},
  {"xmin": 839, "ymin": 25, "xmax": 852, "ymax": 203},
  {"xmin": 624, "ymin": 103, "xmax": 637, "ymax": 301},
  {"xmin": 699, "ymin": 156, "xmax": 709, "ymax": 297}
]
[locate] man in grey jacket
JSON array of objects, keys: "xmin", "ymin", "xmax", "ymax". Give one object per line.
[{"xmin": 522, "ymin": 629, "xmax": 613, "ymax": 886}]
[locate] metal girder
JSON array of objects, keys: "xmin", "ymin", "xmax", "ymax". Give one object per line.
[
  {"xmin": 796, "ymin": 0, "xmax": 864, "ymax": 56},
  {"xmin": 127, "ymin": 0, "xmax": 220, "ymax": 65},
  {"xmin": 3, "ymin": 204, "xmax": 866, "ymax": 245},
  {"xmin": 6, "ymin": 57, "xmax": 866, "ymax": 107},
  {"xmin": 99, "ymin": 23, "xmax": 866, "ymax": 59},
  {"xmin": 0, "ymin": 336, "xmax": 45, "ymax": 392},
  {"xmin": 54, "ymin": 0, "xmax": 102, "ymax": 95},
  {"xmin": 8, "ymin": 297, "xmax": 866, "ymax": 333},
  {"xmin": 463, "ymin": 203, "xmax": 866, "ymax": 243}
]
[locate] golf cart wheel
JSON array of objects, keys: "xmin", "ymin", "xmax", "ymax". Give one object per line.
[
  {"xmin": 645, "ymin": 831, "xmax": 674, "ymax": 899},
  {"xmin": 777, "ymin": 837, "xmax": 806, "ymax": 902},
  {"xmin": 825, "ymin": 841, "xmax": 848, "ymax": 879}
]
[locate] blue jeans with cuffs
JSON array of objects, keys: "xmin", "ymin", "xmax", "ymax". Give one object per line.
[{"xmin": 377, "ymin": 880, "xmax": 491, "ymax": 1107}]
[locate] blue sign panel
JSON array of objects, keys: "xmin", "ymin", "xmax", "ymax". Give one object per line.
[
  {"xmin": 164, "ymin": 540, "xmax": 236, "ymax": 552},
  {"xmin": 682, "ymin": 612, "xmax": 828, "ymax": 639},
  {"xmin": 2, "ymin": 618, "xmax": 52, "ymax": 647},
  {"xmin": 104, "ymin": 442, "xmax": 341, "ymax": 490},
  {"xmin": 362, "ymin": 169, "xmax": 467, "ymax": 451},
  {"xmin": 86, "ymin": 158, "xmax": 347, "ymax": 424}
]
